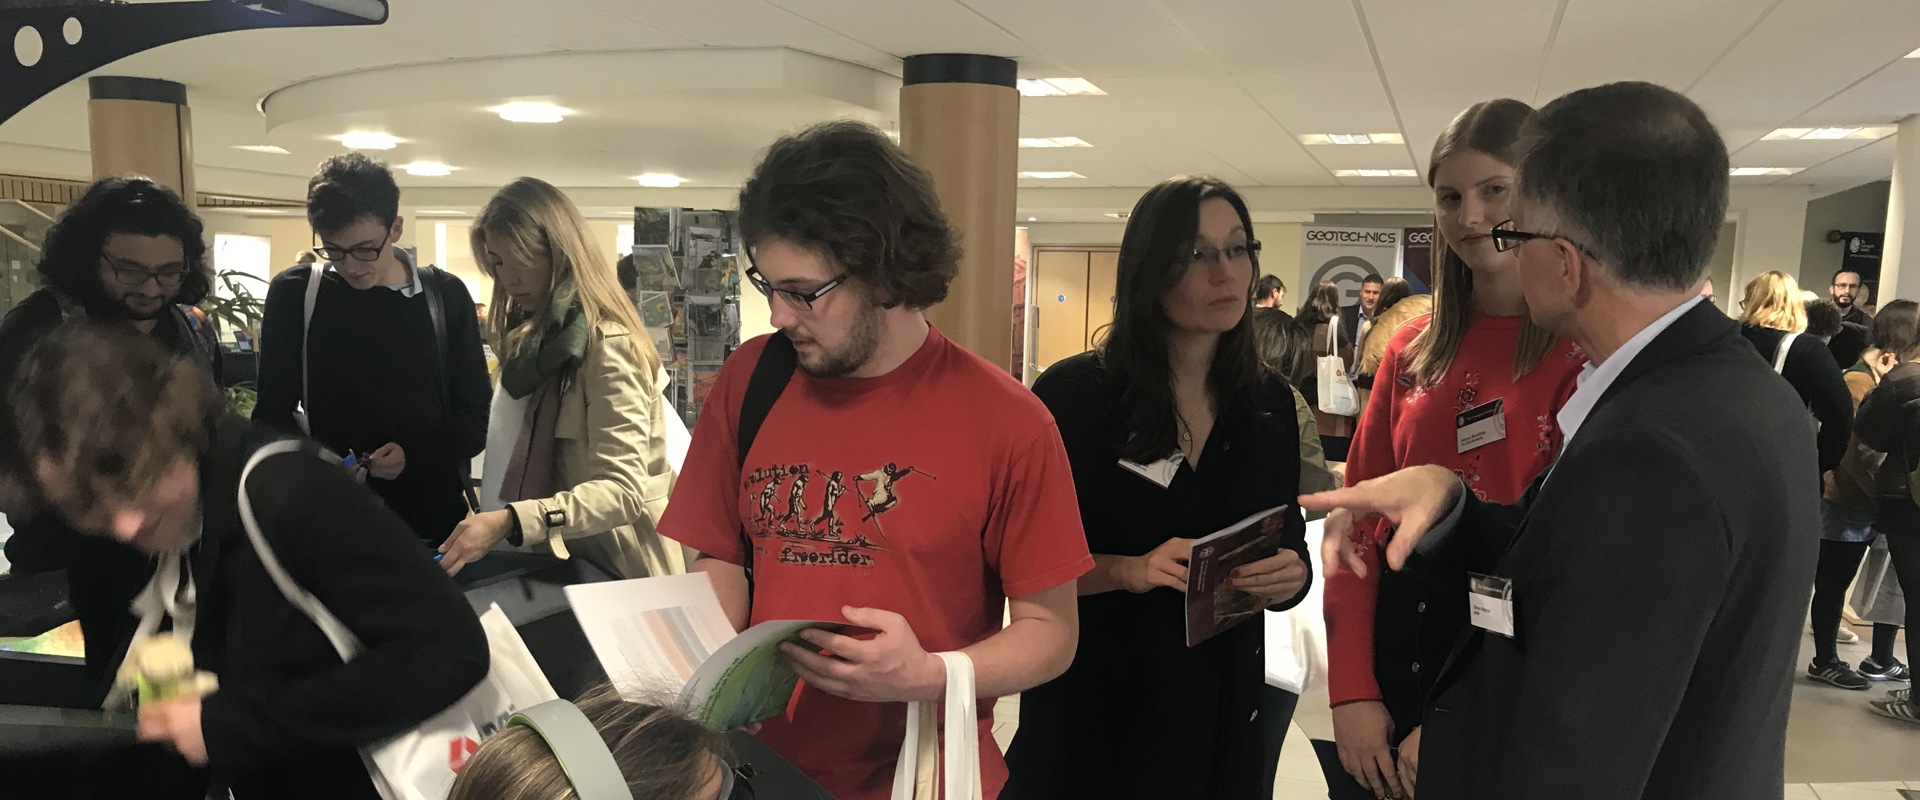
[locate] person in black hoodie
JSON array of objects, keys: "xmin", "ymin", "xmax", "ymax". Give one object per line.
[
  {"xmin": 1849, "ymin": 334, "xmax": 1920, "ymax": 725},
  {"xmin": 0, "ymin": 323, "xmax": 489, "ymax": 798}
]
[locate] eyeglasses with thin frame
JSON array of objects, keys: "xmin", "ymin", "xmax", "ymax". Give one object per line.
[
  {"xmin": 1186, "ymin": 239, "xmax": 1261, "ymax": 268},
  {"xmin": 312, "ymin": 233, "xmax": 389, "ymax": 263},
  {"xmin": 1488, "ymin": 220, "xmax": 1596, "ymax": 258},
  {"xmin": 745, "ymin": 265, "xmax": 847, "ymax": 311},
  {"xmin": 101, "ymin": 254, "xmax": 187, "ymax": 290},
  {"xmin": 718, "ymin": 760, "xmax": 757, "ymax": 799}
]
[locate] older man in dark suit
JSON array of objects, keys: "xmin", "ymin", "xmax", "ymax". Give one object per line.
[{"xmin": 1305, "ymin": 82, "xmax": 1819, "ymax": 800}]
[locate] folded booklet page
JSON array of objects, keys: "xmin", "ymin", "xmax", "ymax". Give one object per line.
[
  {"xmin": 1186, "ymin": 505, "xmax": 1292, "ymax": 647},
  {"xmin": 564, "ymin": 573, "xmax": 854, "ymax": 730}
]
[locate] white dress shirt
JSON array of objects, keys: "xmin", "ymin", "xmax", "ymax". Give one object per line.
[{"xmin": 1553, "ymin": 295, "xmax": 1706, "ymax": 454}]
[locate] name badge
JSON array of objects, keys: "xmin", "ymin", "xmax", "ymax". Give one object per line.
[
  {"xmin": 1120, "ymin": 454, "xmax": 1183, "ymax": 489},
  {"xmin": 1468, "ymin": 573, "xmax": 1516, "ymax": 638},
  {"xmin": 1456, "ymin": 398, "xmax": 1508, "ymax": 454}
]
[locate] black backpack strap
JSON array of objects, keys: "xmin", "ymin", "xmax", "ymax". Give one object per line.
[
  {"xmin": 734, "ymin": 331, "xmax": 797, "ymax": 598},
  {"xmin": 418, "ymin": 265, "xmax": 480, "ymax": 512}
]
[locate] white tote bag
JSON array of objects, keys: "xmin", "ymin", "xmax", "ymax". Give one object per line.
[
  {"xmin": 1265, "ymin": 519, "xmax": 1329, "ymax": 695},
  {"xmin": 1316, "ymin": 321, "xmax": 1360, "ymax": 417},
  {"xmin": 237, "ymin": 441, "xmax": 561, "ymax": 800},
  {"xmin": 890, "ymin": 652, "xmax": 983, "ymax": 800}
]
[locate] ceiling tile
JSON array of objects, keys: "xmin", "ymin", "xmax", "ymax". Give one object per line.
[
  {"xmin": 1795, "ymin": 59, "xmax": 1920, "ymax": 127},
  {"xmin": 1686, "ymin": 0, "xmax": 1920, "ymax": 128},
  {"xmin": 1534, "ymin": 0, "xmax": 1773, "ymax": 102},
  {"xmin": 956, "ymin": 0, "xmax": 1175, "ymax": 31},
  {"xmin": 1166, "ymin": 0, "xmax": 1376, "ymax": 75},
  {"xmin": 1242, "ymin": 71, "xmax": 1400, "ymax": 134},
  {"xmin": 589, "ymin": 0, "xmax": 837, "ymax": 45}
]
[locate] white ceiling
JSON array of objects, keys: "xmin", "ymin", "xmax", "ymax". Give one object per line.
[{"xmin": 0, "ymin": 0, "xmax": 1916, "ymax": 207}]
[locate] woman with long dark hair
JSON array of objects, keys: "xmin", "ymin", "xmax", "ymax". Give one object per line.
[
  {"xmin": 1004, "ymin": 177, "xmax": 1313, "ymax": 799},
  {"xmin": 1299, "ymin": 281, "xmax": 1357, "ymax": 459},
  {"xmin": 1321, "ymin": 99, "xmax": 1587, "ymax": 798}
]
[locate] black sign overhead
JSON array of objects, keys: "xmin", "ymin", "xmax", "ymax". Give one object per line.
[
  {"xmin": 0, "ymin": 0, "xmax": 388, "ymax": 125},
  {"xmin": 1840, "ymin": 231, "xmax": 1883, "ymax": 280}
]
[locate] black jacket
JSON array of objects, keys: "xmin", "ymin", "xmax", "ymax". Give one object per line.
[
  {"xmin": 1855, "ymin": 360, "xmax": 1920, "ymax": 506},
  {"xmin": 2, "ymin": 417, "xmax": 489, "ymax": 799},
  {"xmin": 1739, "ymin": 324, "xmax": 1852, "ymax": 473},
  {"xmin": 1410, "ymin": 303, "xmax": 1818, "ymax": 800}
]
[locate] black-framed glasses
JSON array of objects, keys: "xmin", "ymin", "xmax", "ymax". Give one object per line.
[
  {"xmin": 101, "ymin": 254, "xmax": 187, "ymax": 290},
  {"xmin": 745, "ymin": 265, "xmax": 847, "ymax": 311},
  {"xmin": 312, "ymin": 234, "xmax": 388, "ymax": 263},
  {"xmin": 718, "ymin": 760, "xmax": 758, "ymax": 799},
  {"xmin": 1186, "ymin": 239, "xmax": 1261, "ymax": 267},
  {"xmin": 1488, "ymin": 220, "xmax": 1595, "ymax": 257}
]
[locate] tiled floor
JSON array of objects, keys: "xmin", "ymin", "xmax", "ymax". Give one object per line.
[{"xmin": 992, "ymin": 625, "xmax": 1917, "ymax": 798}]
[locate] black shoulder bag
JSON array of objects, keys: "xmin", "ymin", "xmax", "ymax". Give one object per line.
[{"xmin": 734, "ymin": 331, "xmax": 797, "ymax": 604}]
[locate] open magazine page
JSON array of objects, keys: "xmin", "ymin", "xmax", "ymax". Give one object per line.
[
  {"xmin": 563, "ymin": 573, "xmax": 853, "ymax": 730},
  {"xmin": 1185, "ymin": 505, "xmax": 1292, "ymax": 646}
]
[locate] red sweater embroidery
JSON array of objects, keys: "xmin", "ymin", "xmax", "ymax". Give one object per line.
[{"xmin": 1323, "ymin": 313, "xmax": 1586, "ymax": 707}]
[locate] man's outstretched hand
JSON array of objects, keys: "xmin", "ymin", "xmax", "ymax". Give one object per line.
[{"xmin": 1300, "ymin": 464, "xmax": 1464, "ymax": 579}]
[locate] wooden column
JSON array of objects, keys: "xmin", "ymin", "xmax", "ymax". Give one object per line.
[
  {"xmin": 88, "ymin": 76, "xmax": 193, "ymax": 199},
  {"xmin": 899, "ymin": 54, "xmax": 1018, "ymax": 364}
]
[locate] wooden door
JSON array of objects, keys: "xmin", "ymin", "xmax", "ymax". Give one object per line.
[
  {"xmin": 1033, "ymin": 250, "xmax": 1091, "ymax": 372},
  {"xmin": 1084, "ymin": 250, "xmax": 1120, "ymax": 349}
]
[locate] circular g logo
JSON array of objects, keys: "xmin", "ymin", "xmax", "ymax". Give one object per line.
[{"xmin": 1309, "ymin": 256, "xmax": 1383, "ymax": 305}]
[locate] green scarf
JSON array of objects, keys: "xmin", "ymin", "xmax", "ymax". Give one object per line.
[{"xmin": 501, "ymin": 283, "xmax": 591, "ymax": 400}]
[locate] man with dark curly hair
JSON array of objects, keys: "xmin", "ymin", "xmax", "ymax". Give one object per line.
[
  {"xmin": 0, "ymin": 175, "xmax": 221, "ymax": 576},
  {"xmin": 660, "ymin": 120, "xmax": 1093, "ymax": 800}
]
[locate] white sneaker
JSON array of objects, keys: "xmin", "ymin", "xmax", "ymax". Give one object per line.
[{"xmin": 1837, "ymin": 626, "xmax": 1860, "ymax": 645}]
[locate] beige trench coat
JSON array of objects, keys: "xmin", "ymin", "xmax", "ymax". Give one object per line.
[{"xmin": 506, "ymin": 322, "xmax": 686, "ymax": 579}]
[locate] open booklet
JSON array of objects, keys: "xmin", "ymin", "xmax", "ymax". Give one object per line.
[
  {"xmin": 1186, "ymin": 505, "xmax": 1293, "ymax": 647},
  {"xmin": 564, "ymin": 573, "xmax": 857, "ymax": 731}
]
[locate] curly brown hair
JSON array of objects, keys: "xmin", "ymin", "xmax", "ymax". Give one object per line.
[
  {"xmin": 738, "ymin": 120, "xmax": 960, "ymax": 309},
  {"xmin": 1, "ymin": 323, "xmax": 222, "ymax": 516}
]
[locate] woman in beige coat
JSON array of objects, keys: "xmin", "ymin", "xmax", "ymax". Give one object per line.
[{"xmin": 437, "ymin": 178, "xmax": 684, "ymax": 580}]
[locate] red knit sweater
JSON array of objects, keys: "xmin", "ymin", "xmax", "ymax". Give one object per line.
[{"xmin": 1323, "ymin": 313, "xmax": 1586, "ymax": 707}]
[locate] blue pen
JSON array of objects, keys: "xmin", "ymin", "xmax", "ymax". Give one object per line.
[{"xmin": 434, "ymin": 553, "xmax": 445, "ymax": 561}]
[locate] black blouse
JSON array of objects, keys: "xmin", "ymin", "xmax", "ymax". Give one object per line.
[{"xmin": 1003, "ymin": 351, "xmax": 1312, "ymax": 800}]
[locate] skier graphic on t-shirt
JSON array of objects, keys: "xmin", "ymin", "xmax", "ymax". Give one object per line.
[{"xmin": 856, "ymin": 463, "xmax": 936, "ymax": 522}]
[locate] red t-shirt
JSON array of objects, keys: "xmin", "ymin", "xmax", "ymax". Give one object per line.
[
  {"xmin": 1322, "ymin": 313, "xmax": 1586, "ymax": 706},
  {"xmin": 659, "ymin": 327, "xmax": 1093, "ymax": 800}
]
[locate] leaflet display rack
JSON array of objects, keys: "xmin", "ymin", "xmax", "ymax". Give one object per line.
[{"xmin": 630, "ymin": 207, "xmax": 743, "ymax": 425}]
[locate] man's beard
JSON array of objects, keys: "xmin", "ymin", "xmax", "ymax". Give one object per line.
[
  {"xmin": 117, "ymin": 293, "xmax": 170, "ymax": 322},
  {"xmin": 798, "ymin": 302, "xmax": 884, "ymax": 379},
  {"xmin": 1835, "ymin": 295, "xmax": 1854, "ymax": 309}
]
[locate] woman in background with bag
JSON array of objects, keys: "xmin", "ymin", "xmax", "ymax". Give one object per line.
[
  {"xmin": 438, "ymin": 177, "xmax": 684, "ymax": 580},
  {"xmin": 1003, "ymin": 177, "xmax": 1313, "ymax": 800},
  {"xmin": 1808, "ymin": 300, "xmax": 1915, "ymax": 691},
  {"xmin": 1737, "ymin": 271, "xmax": 1853, "ymax": 477},
  {"xmin": 1299, "ymin": 281, "xmax": 1358, "ymax": 461},
  {"xmin": 0, "ymin": 324, "xmax": 488, "ymax": 800},
  {"xmin": 1321, "ymin": 99, "xmax": 1586, "ymax": 800}
]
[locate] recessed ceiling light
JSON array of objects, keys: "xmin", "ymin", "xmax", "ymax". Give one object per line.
[
  {"xmin": 1300, "ymin": 133, "xmax": 1404, "ymax": 146},
  {"xmin": 1105, "ymin": 212, "xmax": 1130, "ymax": 219},
  {"xmin": 1018, "ymin": 171, "xmax": 1085, "ymax": 179},
  {"xmin": 489, "ymin": 102, "xmax": 571, "ymax": 124},
  {"xmin": 1334, "ymin": 169, "xmax": 1418, "ymax": 177},
  {"xmin": 1018, "ymin": 136, "xmax": 1093, "ymax": 148},
  {"xmin": 634, "ymin": 173, "xmax": 685, "ymax": 188},
  {"xmin": 1907, "ymin": 45, "xmax": 1920, "ymax": 58},
  {"xmin": 233, "ymin": 145, "xmax": 290, "ymax": 154},
  {"xmin": 1763, "ymin": 126, "xmax": 1896, "ymax": 141},
  {"xmin": 1730, "ymin": 167, "xmax": 1803, "ymax": 177},
  {"xmin": 1016, "ymin": 78, "xmax": 1106, "ymax": 97},
  {"xmin": 400, "ymin": 162, "xmax": 454, "ymax": 177},
  {"xmin": 334, "ymin": 132, "xmax": 401, "ymax": 150}
]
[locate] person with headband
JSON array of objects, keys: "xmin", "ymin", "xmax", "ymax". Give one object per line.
[{"xmin": 448, "ymin": 688, "xmax": 744, "ymax": 800}]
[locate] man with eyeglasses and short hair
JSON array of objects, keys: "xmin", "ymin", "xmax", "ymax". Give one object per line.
[
  {"xmin": 253, "ymin": 154, "xmax": 489, "ymax": 547},
  {"xmin": 659, "ymin": 121, "xmax": 1093, "ymax": 800},
  {"xmin": 0, "ymin": 176, "xmax": 224, "ymax": 576}
]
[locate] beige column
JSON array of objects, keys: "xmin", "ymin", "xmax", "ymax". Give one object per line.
[
  {"xmin": 1882, "ymin": 115, "xmax": 1920, "ymax": 302},
  {"xmin": 899, "ymin": 54, "xmax": 1019, "ymax": 365},
  {"xmin": 88, "ymin": 76, "xmax": 194, "ymax": 200}
]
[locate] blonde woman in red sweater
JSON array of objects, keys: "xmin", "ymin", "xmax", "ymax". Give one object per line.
[{"xmin": 1321, "ymin": 99, "xmax": 1587, "ymax": 799}]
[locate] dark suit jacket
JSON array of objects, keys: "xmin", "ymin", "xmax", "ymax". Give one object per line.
[{"xmin": 1409, "ymin": 302, "xmax": 1819, "ymax": 800}]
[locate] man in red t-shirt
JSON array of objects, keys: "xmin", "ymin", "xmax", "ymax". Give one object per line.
[{"xmin": 658, "ymin": 120, "xmax": 1093, "ymax": 800}]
